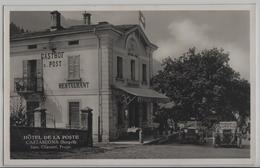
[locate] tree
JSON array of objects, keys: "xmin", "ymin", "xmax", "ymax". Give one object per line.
[
  {"xmin": 151, "ymin": 47, "xmax": 250, "ymax": 125},
  {"xmin": 10, "ymin": 97, "xmax": 28, "ymax": 127},
  {"xmin": 10, "ymin": 22, "xmax": 30, "ymax": 35}
]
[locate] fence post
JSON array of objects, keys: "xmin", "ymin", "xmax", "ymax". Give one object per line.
[
  {"xmin": 88, "ymin": 111, "xmax": 93, "ymax": 147},
  {"xmin": 81, "ymin": 107, "xmax": 93, "ymax": 147}
]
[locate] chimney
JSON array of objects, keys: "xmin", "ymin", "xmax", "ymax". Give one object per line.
[
  {"xmin": 83, "ymin": 12, "xmax": 91, "ymax": 25},
  {"xmin": 50, "ymin": 11, "xmax": 62, "ymax": 31}
]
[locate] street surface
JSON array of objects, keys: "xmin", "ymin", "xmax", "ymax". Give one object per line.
[
  {"xmin": 77, "ymin": 142, "xmax": 250, "ymax": 159},
  {"xmin": 11, "ymin": 141, "xmax": 250, "ymax": 159}
]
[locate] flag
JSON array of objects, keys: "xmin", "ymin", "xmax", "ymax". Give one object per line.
[{"xmin": 139, "ymin": 11, "xmax": 145, "ymax": 29}]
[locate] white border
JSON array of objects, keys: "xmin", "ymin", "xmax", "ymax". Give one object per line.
[{"xmin": 1, "ymin": 2, "xmax": 258, "ymax": 167}]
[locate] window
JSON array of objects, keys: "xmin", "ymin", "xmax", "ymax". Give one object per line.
[
  {"xmin": 117, "ymin": 102, "xmax": 124, "ymax": 127},
  {"xmin": 22, "ymin": 59, "xmax": 43, "ymax": 92},
  {"xmin": 117, "ymin": 56, "xmax": 123, "ymax": 79},
  {"xmin": 69, "ymin": 101, "xmax": 80, "ymax": 128},
  {"xmin": 142, "ymin": 64, "xmax": 147, "ymax": 84},
  {"xmin": 28, "ymin": 44, "xmax": 37, "ymax": 49},
  {"xmin": 68, "ymin": 40, "xmax": 79, "ymax": 45},
  {"xmin": 68, "ymin": 55, "xmax": 80, "ymax": 80},
  {"xmin": 142, "ymin": 102, "xmax": 148, "ymax": 122},
  {"xmin": 131, "ymin": 59, "xmax": 135, "ymax": 80},
  {"xmin": 127, "ymin": 38, "xmax": 138, "ymax": 57}
]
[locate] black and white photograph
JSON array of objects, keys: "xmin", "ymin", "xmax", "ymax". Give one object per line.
[{"xmin": 2, "ymin": 3, "xmax": 257, "ymax": 167}]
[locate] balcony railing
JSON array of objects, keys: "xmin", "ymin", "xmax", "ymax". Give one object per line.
[{"xmin": 14, "ymin": 77, "xmax": 43, "ymax": 93}]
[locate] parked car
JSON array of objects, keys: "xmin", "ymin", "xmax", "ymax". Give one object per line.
[
  {"xmin": 178, "ymin": 121, "xmax": 206, "ymax": 144},
  {"xmin": 213, "ymin": 121, "xmax": 242, "ymax": 148}
]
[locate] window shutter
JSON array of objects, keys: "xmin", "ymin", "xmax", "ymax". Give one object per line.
[
  {"xmin": 74, "ymin": 56, "xmax": 80, "ymax": 79},
  {"xmin": 23, "ymin": 60, "xmax": 28, "ymax": 78},
  {"xmin": 117, "ymin": 57, "xmax": 123, "ymax": 78},
  {"xmin": 23, "ymin": 60, "xmax": 29, "ymax": 89},
  {"xmin": 68, "ymin": 56, "xmax": 74, "ymax": 79},
  {"xmin": 36, "ymin": 59, "xmax": 43, "ymax": 92},
  {"xmin": 142, "ymin": 64, "xmax": 147, "ymax": 82},
  {"xmin": 68, "ymin": 56, "xmax": 80, "ymax": 80},
  {"xmin": 131, "ymin": 60, "xmax": 135, "ymax": 80}
]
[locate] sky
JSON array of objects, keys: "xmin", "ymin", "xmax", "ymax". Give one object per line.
[{"xmin": 11, "ymin": 11, "xmax": 250, "ymax": 80}]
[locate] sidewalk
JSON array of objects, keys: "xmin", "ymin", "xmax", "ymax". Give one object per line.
[{"xmin": 108, "ymin": 132, "xmax": 179, "ymax": 145}]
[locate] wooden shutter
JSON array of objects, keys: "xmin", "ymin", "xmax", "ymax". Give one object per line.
[
  {"xmin": 23, "ymin": 60, "xmax": 28, "ymax": 78},
  {"xmin": 69, "ymin": 102, "xmax": 80, "ymax": 128},
  {"xmin": 117, "ymin": 57, "xmax": 123, "ymax": 78},
  {"xmin": 36, "ymin": 59, "xmax": 43, "ymax": 92},
  {"xmin": 68, "ymin": 56, "xmax": 74, "ymax": 79},
  {"xmin": 142, "ymin": 64, "xmax": 147, "ymax": 82},
  {"xmin": 22, "ymin": 60, "xmax": 29, "ymax": 90},
  {"xmin": 131, "ymin": 60, "xmax": 135, "ymax": 80},
  {"xmin": 68, "ymin": 56, "xmax": 80, "ymax": 80},
  {"xmin": 74, "ymin": 56, "xmax": 80, "ymax": 79}
]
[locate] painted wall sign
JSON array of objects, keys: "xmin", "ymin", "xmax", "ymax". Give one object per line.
[
  {"xmin": 41, "ymin": 51, "xmax": 64, "ymax": 68},
  {"xmin": 59, "ymin": 81, "xmax": 90, "ymax": 89}
]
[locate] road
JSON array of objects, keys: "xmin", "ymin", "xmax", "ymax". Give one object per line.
[
  {"xmin": 82, "ymin": 142, "xmax": 250, "ymax": 159},
  {"xmin": 11, "ymin": 141, "xmax": 250, "ymax": 159}
]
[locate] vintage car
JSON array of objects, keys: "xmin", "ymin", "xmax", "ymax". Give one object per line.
[
  {"xmin": 213, "ymin": 121, "xmax": 242, "ymax": 148},
  {"xmin": 178, "ymin": 121, "xmax": 206, "ymax": 144}
]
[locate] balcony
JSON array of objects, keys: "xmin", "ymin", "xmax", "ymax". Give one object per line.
[{"xmin": 14, "ymin": 77, "xmax": 43, "ymax": 94}]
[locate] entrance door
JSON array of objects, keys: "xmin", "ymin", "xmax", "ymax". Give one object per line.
[
  {"xmin": 69, "ymin": 102, "xmax": 80, "ymax": 128},
  {"xmin": 26, "ymin": 101, "xmax": 39, "ymax": 127},
  {"xmin": 128, "ymin": 101, "xmax": 139, "ymax": 127}
]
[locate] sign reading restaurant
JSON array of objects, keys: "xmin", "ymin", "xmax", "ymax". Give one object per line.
[{"xmin": 59, "ymin": 81, "xmax": 90, "ymax": 89}]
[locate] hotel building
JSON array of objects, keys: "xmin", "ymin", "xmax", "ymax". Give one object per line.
[{"xmin": 10, "ymin": 11, "xmax": 167, "ymax": 142}]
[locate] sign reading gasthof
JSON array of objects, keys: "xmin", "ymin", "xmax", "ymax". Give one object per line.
[{"xmin": 41, "ymin": 51, "xmax": 64, "ymax": 68}]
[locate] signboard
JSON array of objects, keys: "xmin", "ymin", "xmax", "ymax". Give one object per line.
[
  {"xmin": 58, "ymin": 81, "xmax": 89, "ymax": 89},
  {"xmin": 41, "ymin": 51, "xmax": 64, "ymax": 68},
  {"xmin": 10, "ymin": 127, "xmax": 91, "ymax": 151},
  {"xmin": 219, "ymin": 122, "xmax": 237, "ymax": 129}
]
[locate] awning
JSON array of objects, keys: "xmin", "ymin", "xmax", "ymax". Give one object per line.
[{"xmin": 114, "ymin": 86, "xmax": 169, "ymax": 102}]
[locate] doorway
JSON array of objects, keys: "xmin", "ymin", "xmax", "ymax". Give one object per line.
[
  {"xmin": 68, "ymin": 101, "xmax": 80, "ymax": 128},
  {"xmin": 128, "ymin": 100, "xmax": 139, "ymax": 127},
  {"xmin": 26, "ymin": 101, "xmax": 39, "ymax": 127}
]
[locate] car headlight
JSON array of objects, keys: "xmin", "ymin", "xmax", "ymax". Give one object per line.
[
  {"xmin": 195, "ymin": 130, "xmax": 199, "ymax": 134},
  {"xmin": 184, "ymin": 129, "xmax": 188, "ymax": 133}
]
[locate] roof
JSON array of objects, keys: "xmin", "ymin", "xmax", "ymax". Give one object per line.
[
  {"xmin": 11, "ymin": 23, "xmax": 118, "ymax": 40},
  {"xmin": 114, "ymin": 24, "xmax": 137, "ymax": 33},
  {"xmin": 115, "ymin": 86, "xmax": 168, "ymax": 100},
  {"xmin": 10, "ymin": 23, "xmax": 157, "ymax": 48}
]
